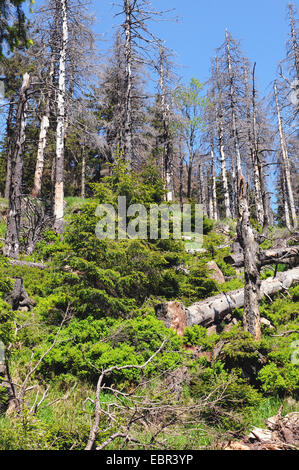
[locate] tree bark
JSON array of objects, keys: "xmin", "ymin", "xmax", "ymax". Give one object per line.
[
  {"xmin": 274, "ymin": 80, "xmax": 297, "ymax": 229},
  {"xmin": 251, "ymin": 64, "xmax": 269, "ymax": 232},
  {"xmin": 123, "ymin": 0, "xmax": 133, "ymax": 168},
  {"xmin": 226, "ymin": 30, "xmax": 242, "ymax": 197},
  {"xmin": 216, "ymin": 109, "xmax": 231, "ymax": 219},
  {"xmin": 54, "ymin": 0, "xmax": 68, "ymax": 233},
  {"xmin": 81, "ymin": 145, "xmax": 86, "ymax": 199},
  {"xmin": 4, "ymin": 98, "xmax": 15, "ymax": 200},
  {"xmin": 210, "ymin": 142, "xmax": 218, "ymax": 220},
  {"xmin": 245, "ymin": 66, "xmax": 264, "ymax": 226},
  {"xmin": 3, "ymin": 73, "xmax": 31, "ymax": 259},
  {"xmin": 159, "ymin": 47, "xmax": 173, "ymax": 202},
  {"xmin": 237, "ymin": 174, "xmax": 262, "ymax": 340},
  {"xmin": 32, "ymin": 51, "xmax": 55, "ymax": 198}
]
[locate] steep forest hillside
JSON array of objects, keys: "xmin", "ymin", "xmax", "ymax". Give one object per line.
[{"xmin": 0, "ymin": 0, "xmax": 298, "ymax": 452}]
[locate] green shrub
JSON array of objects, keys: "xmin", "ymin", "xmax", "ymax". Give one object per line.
[
  {"xmin": 258, "ymin": 362, "xmax": 299, "ymax": 397},
  {"xmin": 183, "ymin": 325, "xmax": 219, "ymax": 351},
  {"xmin": 190, "ymin": 361, "xmax": 262, "ymax": 430},
  {"xmin": 35, "ymin": 316, "xmax": 182, "ymax": 384}
]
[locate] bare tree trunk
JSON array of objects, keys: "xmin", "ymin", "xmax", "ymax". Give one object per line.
[
  {"xmin": 210, "ymin": 144, "xmax": 218, "ymax": 220},
  {"xmin": 179, "ymin": 142, "xmax": 184, "ymax": 210},
  {"xmin": 54, "ymin": 0, "xmax": 68, "ymax": 233},
  {"xmin": 237, "ymin": 174, "xmax": 262, "ymax": 341},
  {"xmin": 281, "ymin": 165, "xmax": 292, "ymax": 231},
  {"xmin": 187, "ymin": 161, "xmax": 193, "ymax": 200},
  {"xmin": 159, "ymin": 47, "xmax": 173, "ymax": 202},
  {"xmin": 226, "ymin": 30, "xmax": 242, "ymax": 214},
  {"xmin": 274, "ymin": 80, "xmax": 297, "ymax": 229},
  {"xmin": 198, "ymin": 160, "xmax": 207, "ymax": 215},
  {"xmin": 216, "ymin": 110, "xmax": 231, "ymax": 218},
  {"xmin": 3, "ymin": 73, "xmax": 31, "ymax": 259},
  {"xmin": 32, "ymin": 52, "xmax": 55, "ymax": 198},
  {"xmin": 4, "ymin": 98, "xmax": 15, "ymax": 200},
  {"xmin": 250, "ymin": 64, "xmax": 266, "ymax": 228},
  {"xmin": 123, "ymin": 0, "xmax": 133, "ymax": 168},
  {"xmin": 81, "ymin": 145, "xmax": 86, "ymax": 199}
]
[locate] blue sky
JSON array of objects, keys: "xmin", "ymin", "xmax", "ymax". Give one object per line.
[
  {"xmin": 27, "ymin": 0, "xmax": 295, "ymax": 97},
  {"xmin": 83, "ymin": 0, "xmax": 296, "ymax": 98}
]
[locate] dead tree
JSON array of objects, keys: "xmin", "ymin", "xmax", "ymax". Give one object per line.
[
  {"xmin": 32, "ymin": 49, "xmax": 56, "ymax": 198},
  {"xmin": 287, "ymin": 3, "xmax": 299, "ymax": 86},
  {"xmin": 251, "ymin": 64, "xmax": 270, "ymax": 232},
  {"xmin": 237, "ymin": 174, "xmax": 262, "ymax": 341},
  {"xmin": 225, "ymin": 245, "xmax": 299, "ymax": 269},
  {"xmin": 3, "ymin": 72, "xmax": 31, "ymax": 259},
  {"xmin": 117, "ymin": 0, "xmax": 172, "ymax": 168},
  {"xmin": 211, "ymin": 59, "xmax": 232, "ymax": 218},
  {"xmin": 157, "ymin": 44, "xmax": 175, "ymax": 202},
  {"xmin": 209, "ymin": 138, "xmax": 218, "ymax": 220},
  {"xmin": 4, "ymin": 97, "xmax": 15, "ymax": 200},
  {"xmin": 274, "ymin": 80, "xmax": 297, "ymax": 229},
  {"xmin": 53, "ymin": 0, "xmax": 69, "ymax": 234},
  {"xmin": 245, "ymin": 66, "xmax": 264, "ymax": 227},
  {"xmin": 225, "ymin": 30, "xmax": 242, "ymax": 192}
]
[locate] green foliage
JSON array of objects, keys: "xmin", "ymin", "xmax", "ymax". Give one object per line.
[
  {"xmin": 260, "ymin": 296, "xmax": 299, "ymax": 327},
  {"xmin": 216, "ymin": 326, "xmax": 271, "ymax": 384},
  {"xmin": 291, "ymin": 285, "xmax": 299, "ymax": 302},
  {"xmin": 0, "ymin": 0, "xmax": 30, "ymax": 56},
  {"xmin": 179, "ymin": 263, "xmax": 218, "ymax": 304},
  {"xmin": 34, "ymin": 316, "xmax": 182, "ymax": 384},
  {"xmin": 258, "ymin": 362, "xmax": 299, "ymax": 397},
  {"xmin": 183, "ymin": 325, "xmax": 219, "ymax": 351},
  {"xmin": 190, "ymin": 361, "xmax": 262, "ymax": 430},
  {"xmin": 0, "ymin": 299, "xmax": 14, "ymax": 345}
]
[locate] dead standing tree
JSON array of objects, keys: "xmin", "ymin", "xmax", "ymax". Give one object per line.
[
  {"xmin": 116, "ymin": 0, "xmax": 173, "ymax": 169},
  {"xmin": 156, "ymin": 44, "xmax": 176, "ymax": 202},
  {"xmin": 274, "ymin": 80, "xmax": 297, "ymax": 230},
  {"xmin": 210, "ymin": 58, "xmax": 232, "ymax": 218},
  {"xmin": 4, "ymin": 73, "xmax": 31, "ymax": 259},
  {"xmin": 237, "ymin": 174, "xmax": 262, "ymax": 341},
  {"xmin": 53, "ymin": 0, "xmax": 69, "ymax": 234}
]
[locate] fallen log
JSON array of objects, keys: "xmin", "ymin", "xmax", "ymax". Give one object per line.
[
  {"xmin": 155, "ymin": 266, "xmax": 299, "ymax": 333},
  {"xmin": 7, "ymin": 259, "xmax": 48, "ymax": 270},
  {"xmin": 224, "ymin": 246, "xmax": 299, "ymax": 268}
]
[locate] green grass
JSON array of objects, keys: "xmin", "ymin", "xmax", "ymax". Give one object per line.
[
  {"xmin": 0, "ymin": 220, "xmax": 6, "ymax": 239},
  {"xmin": 247, "ymin": 396, "xmax": 299, "ymax": 428}
]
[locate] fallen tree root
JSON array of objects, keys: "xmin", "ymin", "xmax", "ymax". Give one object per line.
[
  {"xmin": 155, "ymin": 267, "xmax": 299, "ymax": 334},
  {"xmin": 220, "ymin": 411, "xmax": 299, "ymax": 450}
]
